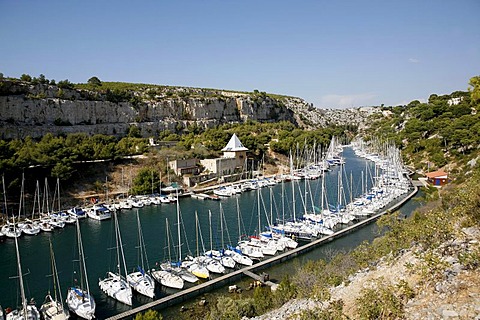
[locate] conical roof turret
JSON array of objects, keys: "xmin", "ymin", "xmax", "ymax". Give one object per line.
[{"xmin": 221, "ymin": 133, "xmax": 248, "ymax": 152}]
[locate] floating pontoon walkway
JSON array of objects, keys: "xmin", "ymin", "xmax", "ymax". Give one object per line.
[{"xmin": 106, "ymin": 185, "xmax": 418, "ymax": 320}]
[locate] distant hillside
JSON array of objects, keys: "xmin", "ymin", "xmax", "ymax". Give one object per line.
[
  {"xmin": 0, "ymin": 77, "xmax": 376, "ymax": 140},
  {"xmin": 363, "ymin": 76, "xmax": 480, "ymax": 178}
]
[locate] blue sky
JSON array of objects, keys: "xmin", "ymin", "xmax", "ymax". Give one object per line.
[{"xmin": 1, "ymin": 1, "xmax": 479, "ymax": 108}]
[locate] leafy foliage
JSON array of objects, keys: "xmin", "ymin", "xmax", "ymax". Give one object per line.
[
  {"xmin": 0, "ymin": 133, "xmax": 149, "ymax": 186},
  {"xmin": 134, "ymin": 309, "xmax": 163, "ymax": 320},
  {"xmin": 130, "ymin": 167, "xmax": 162, "ymax": 195},
  {"xmin": 364, "ymin": 76, "xmax": 480, "ymax": 172},
  {"xmin": 355, "ymin": 278, "xmax": 406, "ymax": 320},
  {"xmin": 87, "ymin": 76, "xmax": 102, "ymax": 87},
  {"xmin": 207, "ymin": 295, "xmax": 256, "ymax": 320}
]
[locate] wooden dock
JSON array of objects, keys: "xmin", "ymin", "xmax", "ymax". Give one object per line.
[
  {"xmin": 106, "ymin": 185, "xmax": 418, "ymax": 320},
  {"xmin": 242, "ymin": 270, "xmax": 278, "ymax": 289}
]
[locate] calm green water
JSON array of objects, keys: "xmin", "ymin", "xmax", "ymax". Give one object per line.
[{"xmin": 0, "ymin": 148, "xmax": 419, "ymax": 318}]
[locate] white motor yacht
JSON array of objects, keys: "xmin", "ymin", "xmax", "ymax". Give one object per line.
[
  {"xmin": 67, "ymin": 207, "xmax": 87, "ymax": 219},
  {"xmin": 86, "ymin": 204, "xmax": 111, "ymax": 220}
]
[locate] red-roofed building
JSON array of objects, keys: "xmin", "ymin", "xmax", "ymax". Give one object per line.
[{"xmin": 425, "ymin": 170, "xmax": 449, "ymax": 186}]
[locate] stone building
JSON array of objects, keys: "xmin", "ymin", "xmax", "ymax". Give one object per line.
[
  {"xmin": 200, "ymin": 133, "xmax": 248, "ymax": 176},
  {"xmin": 169, "ymin": 158, "xmax": 199, "ymax": 176}
]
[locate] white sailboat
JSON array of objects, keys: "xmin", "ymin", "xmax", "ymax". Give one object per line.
[
  {"xmin": 40, "ymin": 240, "xmax": 69, "ymax": 320},
  {"xmin": 98, "ymin": 211, "xmax": 132, "ymax": 305},
  {"xmin": 239, "ymin": 189, "xmax": 277, "ymax": 257},
  {"xmin": 51, "ymin": 178, "xmax": 76, "ymax": 225},
  {"xmin": 163, "ymin": 192, "xmax": 201, "ymax": 283},
  {"xmin": 6, "ymin": 218, "xmax": 40, "ymax": 320},
  {"xmin": 225, "ymin": 199, "xmax": 254, "ymax": 265},
  {"xmin": 127, "ymin": 211, "xmax": 155, "ymax": 299},
  {"xmin": 66, "ymin": 219, "xmax": 95, "ymax": 320},
  {"xmin": 150, "ymin": 218, "xmax": 185, "ymax": 290},
  {"xmin": 204, "ymin": 208, "xmax": 235, "ymax": 269},
  {"xmin": 1, "ymin": 176, "xmax": 22, "ymax": 239},
  {"xmin": 200, "ymin": 210, "xmax": 226, "ymax": 274},
  {"xmin": 182, "ymin": 212, "xmax": 210, "ymax": 279},
  {"xmin": 17, "ymin": 174, "xmax": 41, "ymax": 236}
]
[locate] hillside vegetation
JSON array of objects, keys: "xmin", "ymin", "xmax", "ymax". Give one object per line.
[{"xmin": 363, "ymin": 76, "xmax": 480, "ymax": 177}]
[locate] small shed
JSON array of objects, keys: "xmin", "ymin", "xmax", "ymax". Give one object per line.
[{"xmin": 425, "ymin": 170, "xmax": 449, "ymax": 186}]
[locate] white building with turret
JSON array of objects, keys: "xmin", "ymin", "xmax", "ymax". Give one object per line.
[{"xmin": 200, "ymin": 133, "xmax": 248, "ymax": 176}]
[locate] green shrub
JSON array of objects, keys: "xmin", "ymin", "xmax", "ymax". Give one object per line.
[
  {"xmin": 355, "ymin": 279, "xmax": 404, "ymax": 320},
  {"xmin": 298, "ymin": 300, "xmax": 345, "ymax": 320},
  {"xmin": 253, "ymin": 286, "xmax": 274, "ymax": 315},
  {"xmin": 134, "ymin": 309, "xmax": 163, "ymax": 320}
]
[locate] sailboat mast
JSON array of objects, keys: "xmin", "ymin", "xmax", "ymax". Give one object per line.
[
  {"xmin": 304, "ymin": 176, "xmax": 308, "ymax": 216},
  {"xmin": 76, "ymin": 219, "xmax": 90, "ymax": 295},
  {"xmin": 49, "ymin": 240, "xmax": 64, "ymax": 304},
  {"xmin": 114, "ymin": 213, "xmax": 122, "ymax": 275},
  {"xmin": 105, "ymin": 176, "xmax": 108, "ymax": 204},
  {"xmin": 136, "ymin": 210, "xmax": 144, "ymax": 269},
  {"xmin": 281, "ymin": 178, "xmax": 285, "ymax": 224},
  {"xmin": 176, "ymin": 189, "xmax": 182, "ymax": 261},
  {"xmin": 31, "ymin": 181, "xmax": 38, "ymax": 220},
  {"xmin": 165, "ymin": 218, "xmax": 172, "ymax": 262},
  {"xmin": 115, "ymin": 211, "xmax": 129, "ymax": 278},
  {"xmin": 57, "ymin": 177, "xmax": 61, "ymax": 213},
  {"xmin": 269, "ymin": 188, "xmax": 273, "ymax": 228},
  {"xmin": 44, "ymin": 178, "xmax": 50, "ymax": 214},
  {"xmin": 350, "ymin": 171, "xmax": 353, "ymax": 204},
  {"xmin": 13, "ymin": 217, "xmax": 28, "ymax": 315},
  {"xmin": 236, "ymin": 198, "xmax": 241, "ymax": 242},
  {"xmin": 2, "ymin": 175, "xmax": 7, "ymax": 221},
  {"xmin": 257, "ymin": 188, "xmax": 261, "ymax": 235},
  {"xmin": 220, "ymin": 203, "xmax": 224, "ymax": 249},
  {"xmin": 195, "ymin": 211, "xmax": 199, "ymax": 257},
  {"xmin": 290, "ymin": 152, "xmax": 296, "ymax": 222},
  {"xmin": 18, "ymin": 173, "xmax": 24, "ymax": 221},
  {"xmin": 208, "ymin": 210, "xmax": 213, "ymax": 252},
  {"xmin": 320, "ymin": 170, "xmax": 325, "ymax": 220}
]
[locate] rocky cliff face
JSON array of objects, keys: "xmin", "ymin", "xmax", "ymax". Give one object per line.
[
  {"xmin": 0, "ymin": 80, "xmax": 377, "ymax": 139},
  {"xmin": 0, "ymin": 81, "xmax": 300, "ymax": 139}
]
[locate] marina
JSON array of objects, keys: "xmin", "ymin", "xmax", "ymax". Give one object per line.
[
  {"xmin": 0, "ymin": 145, "xmax": 418, "ymax": 319},
  {"xmin": 106, "ymin": 184, "xmax": 418, "ymax": 319}
]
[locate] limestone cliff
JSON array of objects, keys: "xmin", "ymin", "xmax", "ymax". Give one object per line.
[{"xmin": 0, "ymin": 80, "xmax": 377, "ymax": 139}]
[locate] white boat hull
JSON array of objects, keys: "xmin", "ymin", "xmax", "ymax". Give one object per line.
[
  {"xmin": 151, "ymin": 269, "xmax": 184, "ymax": 289},
  {"xmin": 99, "ymin": 272, "xmax": 132, "ymax": 306},
  {"xmin": 127, "ymin": 271, "xmax": 155, "ymax": 298},
  {"xmin": 66, "ymin": 287, "xmax": 95, "ymax": 320}
]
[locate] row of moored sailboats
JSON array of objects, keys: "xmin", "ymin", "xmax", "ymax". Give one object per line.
[{"xmin": 2, "ymin": 141, "xmax": 414, "ymax": 316}]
